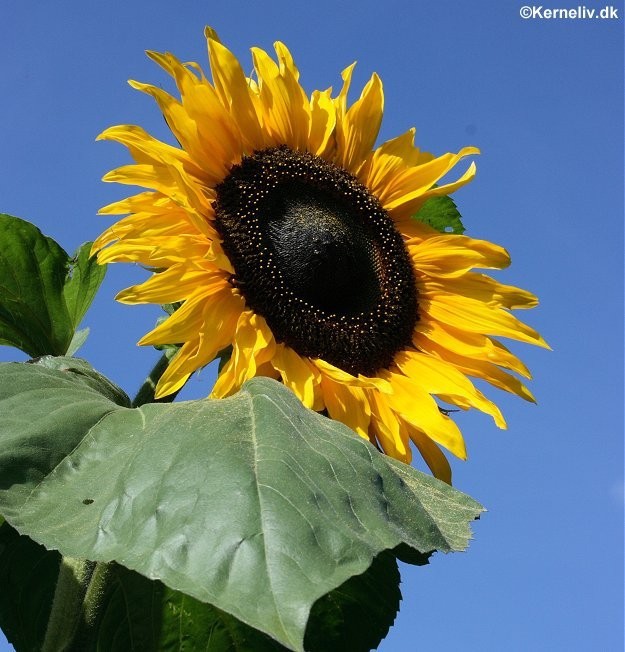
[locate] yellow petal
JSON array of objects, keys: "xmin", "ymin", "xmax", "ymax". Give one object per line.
[
  {"xmin": 425, "ymin": 272, "xmax": 539, "ymax": 310},
  {"xmin": 320, "ymin": 378, "xmax": 371, "ymax": 438},
  {"xmin": 139, "ymin": 285, "xmax": 240, "ymax": 346},
  {"xmin": 393, "ymin": 216, "xmax": 439, "ymax": 240},
  {"xmin": 115, "ymin": 264, "xmax": 225, "ymax": 305},
  {"xmin": 92, "ymin": 214, "xmax": 186, "ymax": 254},
  {"xmin": 212, "ymin": 310, "xmax": 276, "ymax": 398},
  {"xmin": 383, "ymin": 371, "xmax": 467, "ymax": 459},
  {"xmin": 154, "ymin": 339, "xmax": 200, "ymax": 397},
  {"xmin": 308, "ymin": 88, "xmax": 336, "ymax": 157},
  {"xmin": 206, "ymin": 34, "xmax": 264, "ymax": 151},
  {"xmin": 425, "ymin": 293, "xmax": 550, "ymax": 348},
  {"xmin": 414, "ymin": 320, "xmax": 532, "ymax": 379},
  {"xmin": 97, "ymin": 125, "xmax": 206, "ymax": 181},
  {"xmin": 368, "ymin": 391, "xmax": 410, "ymax": 460},
  {"xmin": 335, "ymin": 63, "xmax": 356, "ymax": 116},
  {"xmin": 416, "ymin": 161, "xmax": 477, "ymax": 204},
  {"xmin": 250, "ymin": 45, "xmax": 310, "ymax": 150},
  {"xmin": 96, "ymin": 235, "xmax": 211, "ymax": 267},
  {"xmin": 313, "ymin": 358, "xmax": 390, "ymax": 392},
  {"xmin": 126, "ymin": 81, "xmax": 212, "ymax": 173},
  {"xmin": 408, "ymin": 235, "xmax": 511, "ymax": 277},
  {"xmin": 98, "ymin": 191, "xmax": 172, "ymax": 216},
  {"xmin": 101, "ymin": 160, "xmax": 212, "ymax": 235},
  {"xmin": 272, "ymin": 344, "xmax": 319, "ymax": 409},
  {"xmin": 371, "ymin": 128, "xmax": 422, "ymax": 169},
  {"xmin": 274, "ymin": 41, "xmax": 311, "ymax": 150},
  {"xmin": 335, "ymin": 73, "xmax": 383, "ymax": 174},
  {"xmin": 394, "ymin": 350, "xmax": 506, "ymax": 428},
  {"xmin": 408, "ymin": 426, "xmax": 452, "ymax": 484},
  {"xmin": 154, "ymin": 288, "xmax": 244, "ymax": 399},
  {"xmin": 378, "ymin": 147, "xmax": 479, "ymax": 214},
  {"xmin": 417, "ymin": 341, "xmax": 536, "ymax": 403}
]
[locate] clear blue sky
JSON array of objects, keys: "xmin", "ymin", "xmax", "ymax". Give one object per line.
[{"xmin": 1, "ymin": 1, "xmax": 623, "ymax": 650}]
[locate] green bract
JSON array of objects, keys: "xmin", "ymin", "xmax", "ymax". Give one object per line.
[{"xmin": 412, "ymin": 194, "xmax": 466, "ymax": 234}]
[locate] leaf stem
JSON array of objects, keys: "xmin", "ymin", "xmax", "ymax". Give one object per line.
[
  {"xmin": 70, "ymin": 561, "xmax": 114, "ymax": 650},
  {"xmin": 42, "ymin": 558, "xmax": 115, "ymax": 651},
  {"xmin": 131, "ymin": 348, "xmax": 179, "ymax": 408},
  {"xmin": 42, "ymin": 557, "xmax": 95, "ymax": 652}
]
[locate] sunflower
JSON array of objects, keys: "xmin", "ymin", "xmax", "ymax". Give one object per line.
[{"xmin": 93, "ymin": 28, "xmax": 547, "ymax": 483}]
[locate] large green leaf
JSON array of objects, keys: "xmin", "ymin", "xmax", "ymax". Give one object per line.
[
  {"xmin": 0, "ymin": 214, "xmax": 105, "ymax": 357},
  {"xmin": 0, "ymin": 358, "xmax": 483, "ymax": 651}
]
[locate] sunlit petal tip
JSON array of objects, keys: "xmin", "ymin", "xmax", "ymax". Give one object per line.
[
  {"xmin": 463, "ymin": 146, "xmax": 481, "ymax": 156},
  {"xmin": 145, "ymin": 49, "xmax": 166, "ymax": 64},
  {"xmin": 100, "ymin": 169, "xmax": 117, "ymax": 183},
  {"xmin": 338, "ymin": 62, "xmax": 357, "ymax": 100},
  {"xmin": 95, "ymin": 125, "xmax": 121, "ymax": 142},
  {"xmin": 154, "ymin": 373, "xmax": 189, "ymax": 399},
  {"xmin": 96, "ymin": 125, "xmax": 134, "ymax": 143},
  {"xmin": 370, "ymin": 72, "xmax": 383, "ymax": 87},
  {"xmin": 499, "ymin": 246, "xmax": 512, "ymax": 268},
  {"xmin": 273, "ymin": 41, "xmax": 294, "ymax": 62},
  {"xmin": 114, "ymin": 287, "xmax": 135, "ymax": 304},
  {"xmin": 136, "ymin": 332, "xmax": 154, "ymax": 347},
  {"xmin": 448, "ymin": 429, "xmax": 468, "ymax": 460},
  {"xmin": 495, "ymin": 414, "xmax": 508, "ymax": 430},
  {"xmin": 204, "ymin": 25, "xmax": 221, "ymax": 43},
  {"xmin": 537, "ymin": 335, "xmax": 552, "ymax": 350}
]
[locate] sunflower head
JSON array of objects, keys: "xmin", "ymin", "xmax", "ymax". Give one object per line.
[{"xmin": 93, "ymin": 28, "xmax": 548, "ymax": 483}]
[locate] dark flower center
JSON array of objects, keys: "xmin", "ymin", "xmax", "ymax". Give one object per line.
[{"xmin": 213, "ymin": 146, "xmax": 418, "ymax": 376}]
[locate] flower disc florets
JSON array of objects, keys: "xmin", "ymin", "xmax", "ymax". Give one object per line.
[{"xmin": 214, "ymin": 146, "xmax": 418, "ymax": 376}]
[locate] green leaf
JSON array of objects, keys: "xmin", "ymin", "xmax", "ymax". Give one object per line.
[
  {"xmin": 62, "ymin": 242, "xmax": 107, "ymax": 331},
  {"xmin": 66, "ymin": 328, "xmax": 90, "ymax": 357},
  {"xmin": 393, "ymin": 542, "xmax": 433, "ymax": 566},
  {"xmin": 0, "ymin": 215, "xmax": 105, "ymax": 358},
  {"xmin": 29, "ymin": 355, "xmax": 131, "ymax": 407},
  {"xmin": 412, "ymin": 195, "xmax": 466, "ymax": 234},
  {"xmin": 0, "ymin": 521, "xmax": 61, "ymax": 651},
  {"xmin": 304, "ymin": 551, "xmax": 400, "ymax": 652},
  {"xmin": 95, "ymin": 556, "xmax": 402, "ymax": 651},
  {"xmin": 0, "ymin": 358, "xmax": 483, "ymax": 651},
  {"xmin": 84, "ymin": 563, "xmax": 286, "ymax": 651}
]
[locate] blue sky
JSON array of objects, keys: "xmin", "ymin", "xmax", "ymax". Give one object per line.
[{"xmin": 1, "ymin": 1, "xmax": 623, "ymax": 650}]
